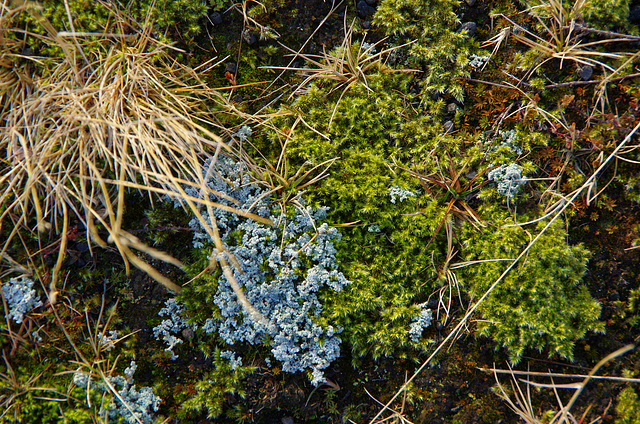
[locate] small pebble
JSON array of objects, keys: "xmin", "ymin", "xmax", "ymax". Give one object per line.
[
  {"xmin": 629, "ymin": 5, "xmax": 640, "ymax": 25},
  {"xmin": 357, "ymin": 0, "xmax": 375, "ymax": 17},
  {"xmin": 457, "ymin": 22, "xmax": 476, "ymax": 38},
  {"xmin": 444, "ymin": 120, "xmax": 455, "ymax": 134},
  {"xmin": 209, "ymin": 12, "xmax": 223, "ymax": 25},
  {"xmin": 243, "ymin": 31, "xmax": 258, "ymax": 45},
  {"xmin": 225, "ymin": 62, "xmax": 237, "ymax": 75},
  {"xmin": 465, "ymin": 0, "xmax": 476, "ymax": 6},
  {"xmin": 181, "ymin": 328, "xmax": 194, "ymax": 340},
  {"xmin": 579, "ymin": 65, "xmax": 593, "ymax": 81}
]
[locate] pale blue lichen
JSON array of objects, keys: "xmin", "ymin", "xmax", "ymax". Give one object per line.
[
  {"xmin": 232, "ymin": 125, "xmax": 253, "ymax": 141},
  {"xmin": 368, "ymin": 224, "xmax": 381, "ymax": 233},
  {"xmin": 468, "ymin": 54, "xmax": 490, "ymax": 69},
  {"xmin": 152, "ymin": 299, "xmax": 195, "ymax": 360},
  {"xmin": 1, "ymin": 276, "xmax": 43, "ymax": 324},
  {"xmin": 389, "ymin": 186, "xmax": 417, "ymax": 204},
  {"xmin": 487, "ymin": 163, "xmax": 527, "ymax": 198},
  {"xmin": 179, "ymin": 156, "xmax": 351, "ymax": 385},
  {"xmin": 220, "ymin": 351, "xmax": 243, "ymax": 370},
  {"xmin": 124, "ymin": 360, "xmax": 137, "ymax": 384},
  {"xmin": 97, "ymin": 330, "xmax": 119, "ymax": 352},
  {"xmin": 484, "ymin": 129, "xmax": 522, "ymax": 155},
  {"xmin": 408, "ymin": 303, "xmax": 433, "ymax": 343},
  {"xmin": 73, "ymin": 366, "xmax": 161, "ymax": 424},
  {"xmin": 361, "ymin": 41, "xmax": 377, "ymax": 56}
]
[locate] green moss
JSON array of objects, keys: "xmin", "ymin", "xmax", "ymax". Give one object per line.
[
  {"xmin": 616, "ymin": 387, "xmax": 640, "ymax": 424},
  {"xmin": 178, "ymin": 349, "xmax": 255, "ymax": 420},
  {"xmin": 460, "ymin": 205, "xmax": 605, "ymax": 363},
  {"xmin": 0, "ymin": 362, "xmax": 106, "ymax": 424},
  {"xmin": 373, "ymin": 0, "xmax": 478, "ymax": 101},
  {"xmin": 253, "ymin": 72, "xmax": 451, "ymax": 358},
  {"xmin": 580, "ymin": 0, "xmax": 635, "ymax": 33},
  {"xmin": 16, "ymin": 0, "xmax": 208, "ymax": 57}
]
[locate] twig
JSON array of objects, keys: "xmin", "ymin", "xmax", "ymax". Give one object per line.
[
  {"xmin": 556, "ymin": 344, "xmax": 634, "ymax": 423},
  {"xmin": 545, "ymin": 72, "xmax": 640, "ymax": 89},
  {"xmin": 56, "ymin": 31, "xmax": 142, "ymax": 39},
  {"xmin": 49, "ymin": 200, "xmax": 69, "ymax": 305},
  {"xmin": 574, "ymin": 23, "xmax": 640, "ymax": 41},
  {"xmin": 479, "ymin": 367, "xmax": 640, "ymax": 384},
  {"xmin": 464, "ymin": 78, "xmax": 516, "ymax": 89},
  {"xmin": 62, "ymin": 0, "xmax": 94, "ymax": 73}
]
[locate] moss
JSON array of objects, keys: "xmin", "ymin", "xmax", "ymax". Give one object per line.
[
  {"xmin": 616, "ymin": 387, "xmax": 640, "ymax": 424},
  {"xmin": 177, "ymin": 349, "xmax": 255, "ymax": 420},
  {"xmin": 15, "ymin": 0, "xmax": 208, "ymax": 57},
  {"xmin": 580, "ymin": 0, "xmax": 635, "ymax": 33},
  {"xmin": 250, "ymin": 71, "xmax": 449, "ymax": 359},
  {"xmin": 460, "ymin": 204, "xmax": 605, "ymax": 364},
  {"xmin": 373, "ymin": 0, "xmax": 478, "ymax": 101}
]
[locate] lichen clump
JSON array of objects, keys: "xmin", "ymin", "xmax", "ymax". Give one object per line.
[{"xmin": 162, "ymin": 156, "xmax": 351, "ymax": 385}]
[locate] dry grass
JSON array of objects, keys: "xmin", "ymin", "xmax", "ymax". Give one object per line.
[
  {"xmin": 265, "ymin": 15, "xmax": 416, "ymax": 128},
  {"xmin": 491, "ymin": 344, "xmax": 634, "ymax": 424},
  {"xmin": 492, "ymin": 0, "xmax": 632, "ymax": 74},
  {"xmin": 0, "ymin": 0, "xmax": 272, "ymax": 315}
]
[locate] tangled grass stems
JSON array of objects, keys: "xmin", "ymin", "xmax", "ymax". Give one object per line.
[
  {"xmin": 503, "ymin": 0, "xmax": 630, "ymax": 71},
  {"xmin": 265, "ymin": 14, "xmax": 417, "ymax": 128},
  {"xmin": 365, "ymin": 373, "xmax": 415, "ymax": 424},
  {"xmin": 0, "ymin": 352, "xmax": 68, "ymax": 421},
  {"xmin": 369, "ymin": 121, "xmax": 640, "ymax": 424},
  {"xmin": 0, "ymin": 2, "xmax": 274, "ymax": 319},
  {"xmin": 0, "ymin": 276, "xmax": 118, "ymax": 422},
  {"xmin": 237, "ymin": 116, "xmax": 337, "ymax": 211},
  {"xmin": 489, "ymin": 0, "xmax": 637, "ymax": 97},
  {"xmin": 492, "ymin": 345, "xmax": 634, "ymax": 424},
  {"xmin": 51, "ymin": 290, "xmax": 144, "ymax": 423}
]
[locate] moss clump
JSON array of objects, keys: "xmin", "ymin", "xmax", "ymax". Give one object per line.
[
  {"xmin": 373, "ymin": 0, "xmax": 478, "ymax": 101},
  {"xmin": 580, "ymin": 0, "xmax": 635, "ymax": 33},
  {"xmin": 460, "ymin": 205, "xmax": 605, "ymax": 363},
  {"xmin": 616, "ymin": 386, "xmax": 640, "ymax": 424},
  {"xmin": 16, "ymin": 0, "xmax": 207, "ymax": 57},
  {"xmin": 254, "ymin": 71, "xmax": 447, "ymax": 359},
  {"xmin": 178, "ymin": 349, "xmax": 255, "ymax": 420}
]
